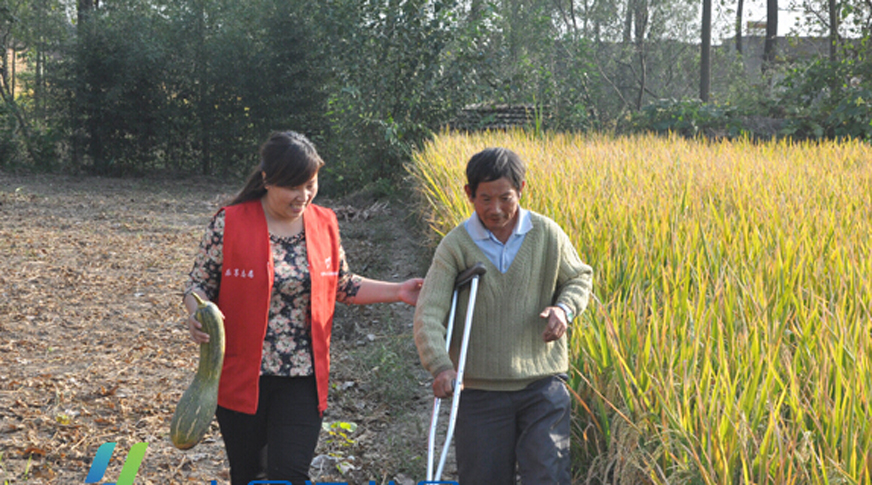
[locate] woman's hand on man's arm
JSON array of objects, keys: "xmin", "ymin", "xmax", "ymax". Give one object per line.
[{"xmin": 347, "ymin": 277, "xmax": 424, "ymax": 305}]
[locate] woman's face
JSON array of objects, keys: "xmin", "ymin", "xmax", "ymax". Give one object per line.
[{"xmin": 262, "ymin": 173, "xmax": 319, "ymax": 222}]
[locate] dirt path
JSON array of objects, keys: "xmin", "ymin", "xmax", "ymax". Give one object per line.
[{"xmin": 0, "ymin": 173, "xmax": 456, "ymax": 484}]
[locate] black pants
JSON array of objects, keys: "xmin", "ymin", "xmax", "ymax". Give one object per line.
[
  {"xmin": 215, "ymin": 375, "xmax": 322, "ymax": 485},
  {"xmin": 455, "ymin": 375, "xmax": 572, "ymax": 485}
]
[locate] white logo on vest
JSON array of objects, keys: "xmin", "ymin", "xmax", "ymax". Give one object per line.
[
  {"xmin": 225, "ymin": 268, "xmax": 255, "ymax": 278},
  {"xmin": 321, "ymin": 256, "xmax": 338, "ymax": 277}
]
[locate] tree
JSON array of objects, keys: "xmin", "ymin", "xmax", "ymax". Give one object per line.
[
  {"xmin": 828, "ymin": 0, "xmax": 839, "ymax": 60},
  {"xmin": 631, "ymin": 0, "xmax": 649, "ymax": 108},
  {"xmin": 0, "ymin": 0, "xmax": 68, "ymax": 166},
  {"xmin": 736, "ymin": 0, "xmax": 744, "ymax": 54},
  {"xmin": 72, "ymin": 0, "xmax": 95, "ymax": 167},
  {"xmin": 58, "ymin": 0, "xmax": 330, "ymax": 175},
  {"xmin": 763, "ymin": 0, "xmax": 778, "ymax": 70},
  {"xmin": 0, "ymin": 1, "xmax": 31, "ymax": 158},
  {"xmin": 313, "ymin": 0, "xmax": 486, "ymax": 187},
  {"xmin": 701, "ymin": 0, "xmax": 711, "ymax": 101}
]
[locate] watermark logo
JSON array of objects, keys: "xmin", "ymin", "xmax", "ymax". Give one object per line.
[
  {"xmin": 83, "ymin": 441, "xmax": 456, "ymax": 484},
  {"xmin": 246, "ymin": 482, "xmax": 457, "ymax": 485},
  {"xmin": 85, "ymin": 442, "xmax": 148, "ymax": 485}
]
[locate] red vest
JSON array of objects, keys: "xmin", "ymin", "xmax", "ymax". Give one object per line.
[{"xmin": 216, "ymin": 199, "xmax": 340, "ymax": 415}]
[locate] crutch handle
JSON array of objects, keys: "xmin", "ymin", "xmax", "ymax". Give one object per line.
[{"xmin": 454, "ymin": 262, "xmax": 487, "ymax": 289}]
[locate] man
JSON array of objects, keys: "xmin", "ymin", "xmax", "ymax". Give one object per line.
[{"xmin": 414, "ymin": 147, "xmax": 593, "ymax": 484}]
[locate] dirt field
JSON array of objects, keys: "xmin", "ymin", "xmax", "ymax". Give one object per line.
[{"xmin": 0, "ymin": 172, "xmax": 454, "ymax": 484}]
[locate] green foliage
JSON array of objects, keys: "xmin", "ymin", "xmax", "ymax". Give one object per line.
[
  {"xmin": 0, "ymin": 0, "xmax": 70, "ymax": 170},
  {"xmin": 826, "ymin": 88, "xmax": 872, "ymax": 138},
  {"xmin": 782, "ymin": 87, "xmax": 872, "ymax": 140},
  {"xmin": 0, "ymin": 108, "xmax": 58, "ymax": 171},
  {"xmin": 5, "ymin": 0, "xmax": 872, "ymax": 184},
  {"xmin": 322, "ymin": 421, "xmax": 358, "ymax": 448},
  {"xmin": 0, "ymin": 451, "xmax": 8, "ymax": 485},
  {"xmin": 315, "ymin": 0, "xmax": 486, "ymax": 194},
  {"xmin": 321, "ymin": 421, "xmax": 359, "ymax": 475},
  {"xmin": 21, "ymin": 0, "xmax": 331, "ymax": 176},
  {"xmin": 25, "ymin": 124, "xmax": 62, "ymax": 171},
  {"xmin": 72, "ymin": 6, "xmax": 169, "ymax": 174},
  {"xmin": 778, "ymin": 41, "xmax": 872, "ymax": 141},
  {"xmin": 351, "ymin": 337, "xmax": 420, "ymax": 405},
  {"xmin": 0, "ymin": 106, "xmax": 22, "ymax": 167},
  {"xmin": 623, "ymin": 98, "xmax": 744, "ymax": 138}
]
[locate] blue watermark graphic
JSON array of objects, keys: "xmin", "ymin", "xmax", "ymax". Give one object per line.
[
  {"xmin": 85, "ymin": 441, "xmax": 457, "ymax": 484},
  {"xmin": 84, "ymin": 442, "xmax": 148, "ymax": 485}
]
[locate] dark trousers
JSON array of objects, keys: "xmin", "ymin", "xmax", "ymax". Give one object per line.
[
  {"xmin": 215, "ymin": 375, "xmax": 322, "ymax": 485},
  {"xmin": 455, "ymin": 375, "xmax": 571, "ymax": 485}
]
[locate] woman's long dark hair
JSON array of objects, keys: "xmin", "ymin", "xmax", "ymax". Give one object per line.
[{"xmin": 230, "ymin": 131, "xmax": 325, "ymax": 206}]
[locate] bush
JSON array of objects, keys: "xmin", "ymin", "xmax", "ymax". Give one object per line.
[
  {"xmin": 827, "ymin": 88, "xmax": 872, "ymax": 139},
  {"xmin": 778, "ymin": 54, "xmax": 872, "ymax": 141},
  {"xmin": 0, "ymin": 122, "xmax": 21, "ymax": 169},
  {"xmin": 622, "ymin": 98, "xmax": 745, "ymax": 138}
]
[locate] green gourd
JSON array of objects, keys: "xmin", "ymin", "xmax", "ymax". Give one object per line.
[{"xmin": 170, "ymin": 293, "xmax": 225, "ymax": 450}]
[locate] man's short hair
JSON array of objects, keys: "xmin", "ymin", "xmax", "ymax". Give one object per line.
[{"xmin": 466, "ymin": 147, "xmax": 526, "ymax": 197}]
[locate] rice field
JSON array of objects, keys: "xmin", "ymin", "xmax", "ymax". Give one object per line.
[{"xmin": 408, "ymin": 130, "xmax": 872, "ymax": 484}]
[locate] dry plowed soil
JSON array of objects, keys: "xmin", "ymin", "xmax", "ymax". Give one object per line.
[{"xmin": 0, "ymin": 172, "xmax": 455, "ymax": 484}]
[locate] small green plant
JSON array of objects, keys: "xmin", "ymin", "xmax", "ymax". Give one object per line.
[
  {"xmin": 22, "ymin": 452, "xmax": 33, "ymax": 481},
  {"xmin": 352, "ymin": 338, "xmax": 419, "ymax": 406},
  {"xmin": 322, "ymin": 421, "xmax": 358, "ymax": 448},
  {"xmin": 322, "ymin": 421, "xmax": 358, "ymax": 475},
  {"xmin": 1, "ymin": 451, "xmax": 9, "ymax": 485}
]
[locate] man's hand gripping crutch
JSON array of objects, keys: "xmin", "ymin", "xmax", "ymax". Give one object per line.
[{"xmin": 426, "ymin": 262, "xmax": 487, "ymax": 482}]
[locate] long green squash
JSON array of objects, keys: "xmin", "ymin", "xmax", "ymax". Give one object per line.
[{"xmin": 170, "ymin": 292, "xmax": 225, "ymax": 450}]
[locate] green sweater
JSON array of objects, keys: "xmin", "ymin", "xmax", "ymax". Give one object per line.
[{"xmin": 413, "ymin": 211, "xmax": 593, "ymax": 391}]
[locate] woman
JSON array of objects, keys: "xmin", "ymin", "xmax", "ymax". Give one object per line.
[{"xmin": 182, "ymin": 130, "xmax": 423, "ymax": 484}]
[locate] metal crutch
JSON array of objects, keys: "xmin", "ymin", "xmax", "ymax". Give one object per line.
[{"xmin": 427, "ymin": 262, "xmax": 487, "ymax": 482}]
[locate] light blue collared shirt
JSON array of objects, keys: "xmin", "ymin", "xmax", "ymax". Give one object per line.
[{"xmin": 464, "ymin": 208, "xmax": 533, "ymax": 273}]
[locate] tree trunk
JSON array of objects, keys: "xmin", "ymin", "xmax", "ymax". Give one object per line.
[
  {"xmin": 77, "ymin": 0, "xmax": 94, "ymax": 30},
  {"xmin": 736, "ymin": 0, "xmax": 744, "ymax": 54},
  {"xmin": 35, "ymin": 42, "xmax": 42, "ymax": 119},
  {"xmin": 828, "ymin": 0, "xmax": 839, "ymax": 60},
  {"xmin": 634, "ymin": 0, "xmax": 648, "ymax": 109},
  {"xmin": 623, "ymin": 1, "xmax": 633, "ymax": 44},
  {"xmin": 701, "ymin": 0, "xmax": 711, "ymax": 102},
  {"xmin": 73, "ymin": 0, "xmax": 95, "ymax": 168},
  {"xmin": 194, "ymin": 0, "xmax": 211, "ymax": 175},
  {"xmin": 10, "ymin": 45, "xmax": 14, "ymax": 98},
  {"xmin": 0, "ymin": 35, "xmax": 37, "ymax": 162},
  {"xmin": 763, "ymin": 0, "xmax": 778, "ymax": 71}
]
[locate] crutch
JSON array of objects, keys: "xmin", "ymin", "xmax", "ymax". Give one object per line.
[{"xmin": 427, "ymin": 262, "xmax": 487, "ymax": 482}]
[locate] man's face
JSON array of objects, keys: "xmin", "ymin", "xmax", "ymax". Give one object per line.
[{"xmin": 465, "ymin": 177, "xmax": 525, "ymax": 238}]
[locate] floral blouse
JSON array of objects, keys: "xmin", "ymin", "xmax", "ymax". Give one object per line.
[{"xmin": 184, "ymin": 210, "xmax": 361, "ymax": 377}]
